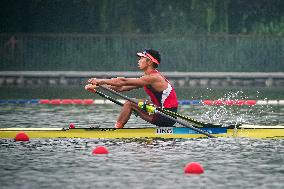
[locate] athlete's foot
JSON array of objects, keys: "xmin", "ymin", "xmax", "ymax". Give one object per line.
[{"xmin": 115, "ymin": 121, "xmax": 124, "ymax": 129}]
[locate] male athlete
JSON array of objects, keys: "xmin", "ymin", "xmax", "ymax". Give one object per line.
[{"xmin": 85, "ymin": 49, "xmax": 178, "ymax": 128}]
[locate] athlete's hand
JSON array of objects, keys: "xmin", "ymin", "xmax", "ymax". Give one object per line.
[
  {"xmin": 88, "ymin": 78, "xmax": 99, "ymax": 85},
  {"xmin": 109, "ymin": 85, "xmax": 122, "ymax": 92},
  {"xmin": 85, "ymin": 84, "xmax": 97, "ymax": 92}
]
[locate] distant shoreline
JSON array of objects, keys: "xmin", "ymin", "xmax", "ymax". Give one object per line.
[{"xmin": 0, "ymin": 71, "xmax": 283, "ymax": 87}]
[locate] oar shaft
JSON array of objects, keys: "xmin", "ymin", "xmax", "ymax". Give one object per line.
[
  {"xmin": 99, "ymin": 85, "xmax": 216, "ymax": 138},
  {"xmin": 158, "ymin": 108, "xmax": 204, "ymax": 126},
  {"xmin": 95, "ymin": 90, "xmax": 124, "ymax": 106},
  {"xmin": 158, "ymin": 108, "xmax": 216, "ymax": 127},
  {"xmin": 100, "ymin": 85, "xmax": 138, "ymax": 103}
]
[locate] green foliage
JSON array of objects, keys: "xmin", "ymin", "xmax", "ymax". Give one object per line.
[
  {"xmin": 0, "ymin": 34, "xmax": 283, "ymax": 71},
  {"xmin": 0, "ymin": 0, "xmax": 283, "ymax": 35},
  {"xmin": 0, "ymin": 0, "xmax": 283, "ymax": 71}
]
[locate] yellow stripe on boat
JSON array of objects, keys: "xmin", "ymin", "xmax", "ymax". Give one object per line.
[
  {"xmin": 0, "ymin": 125, "xmax": 283, "ymax": 139},
  {"xmin": 229, "ymin": 125, "xmax": 284, "ymax": 139}
]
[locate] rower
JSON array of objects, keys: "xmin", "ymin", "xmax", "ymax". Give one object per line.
[{"xmin": 85, "ymin": 49, "xmax": 179, "ymax": 128}]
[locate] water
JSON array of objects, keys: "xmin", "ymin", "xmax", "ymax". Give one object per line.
[
  {"xmin": 0, "ymin": 86, "xmax": 283, "ymax": 188},
  {"xmin": 0, "ymin": 137, "xmax": 283, "ymax": 188}
]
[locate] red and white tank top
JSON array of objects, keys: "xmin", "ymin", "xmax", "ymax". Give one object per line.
[{"xmin": 143, "ymin": 70, "xmax": 178, "ymax": 109}]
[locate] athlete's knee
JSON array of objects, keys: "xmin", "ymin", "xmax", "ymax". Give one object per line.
[
  {"xmin": 123, "ymin": 100, "xmax": 132, "ymax": 107},
  {"xmin": 124, "ymin": 100, "xmax": 137, "ymax": 109}
]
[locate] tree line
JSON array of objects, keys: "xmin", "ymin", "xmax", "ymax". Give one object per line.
[{"xmin": 0, "ymin": 0, "xmax": 283, "ymax": 36}]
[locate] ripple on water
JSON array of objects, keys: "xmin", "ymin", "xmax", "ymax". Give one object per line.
[{"xmin": 0, "ymin": 138, "xmax": 283, "ymax": 189}]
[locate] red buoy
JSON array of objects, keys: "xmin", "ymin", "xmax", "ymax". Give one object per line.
[
  {"xmin": 184, "ymin": 162, "xmax": 204, "ymax": 174},
  {"xmin": 245, "ymin": 100, "xmax": 256, "ymax": 106},
  {"xmin": 14, "ymin": 132, "xmax": 30, "ymax": 141},
  {"xmin": 225, "ymin": 100, "xmax": 235, "ymax": 106},
  {"xmin": 92, "ymin": 146, "xmax": 109, "ymax": 155},
  {"xmin": 213, "ymin": 100, "xmax": 224, "ymax": 106},
  {"xmin": 61, "ymin": 99, "xmax": 73, "ymax": 105},
  {"xmin": 72, "ymin": 99, "xmax": 83, "ymax": 105},
  {"xmin": 39, "ymin": 99, "xmax": 51, "ymax": 104},
  {"xmin": 235, "ymin": 100, "xmax": 245, "ymax": 105},
  {"xmin": 69, "ymin": 123, "xmax": 75, "ymax": 129},
  {"xmin": 51, "ymin": 99, "xmax": 61, "ymax": 105},
  {"xmin": 83, "ymin": 99, "xmax": 94, "ymax": 105},
  {"xmin": 202, "ymin": 100, "xmax": 213, "ymax": 105}
]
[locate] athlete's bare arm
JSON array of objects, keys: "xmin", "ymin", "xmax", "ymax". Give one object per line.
[
  {"xmin": 90, "ymin": 75, "xmax": 156, "ymax": 87},
  {"xmin": 88, "ymin": 73, "xmax": 168, "ymax": 92},
  {"xmin": 109, "ymin": 85, "xmax": 140, "ymax": 92}
]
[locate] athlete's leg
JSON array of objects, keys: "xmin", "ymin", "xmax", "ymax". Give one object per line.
[
  {"xmin": 115, "ymin": 101, "xmax": 133, "ymax": 128},
  {"xmin": 115, "ymin": 100, "xmax": 154, "ymax": 128}
]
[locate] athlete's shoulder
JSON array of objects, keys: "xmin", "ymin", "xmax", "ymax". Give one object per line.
[{"xmin": 135, "ymin": 74, "xmax": 157, "ymax": 86}]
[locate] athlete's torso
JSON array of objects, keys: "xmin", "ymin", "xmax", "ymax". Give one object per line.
[{"xmin": 143, "ymin": 70, "xmax": 178, "ymax": 109}]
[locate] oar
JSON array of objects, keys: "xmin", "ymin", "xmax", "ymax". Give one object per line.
[
  {"xmin": 156, "ymin": 108, "xmax": 223, "ymax": 127},
  {"xmin": 157, "ymin": 108, "xmax": 207, "ymax": 127},
  {"xmin": 96, "ymin": 88, "xmax": 240, "ymax": 129},
  {"xmin": 95, "ymin": 90, "xmax": 124, "ymax": 106},
  {"xmin": 99, "ymin": 85, "xmax": 217, "ymax": 127},
  {"xmin": 99, "ymin": 85, "xmax": 216, "ymax": 138}
]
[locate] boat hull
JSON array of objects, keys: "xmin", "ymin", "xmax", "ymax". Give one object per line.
[{"xmin": 0, "ymin": 125, "xmax": 283, "ymax": 139}]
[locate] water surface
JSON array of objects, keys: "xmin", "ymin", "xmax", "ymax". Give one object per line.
[{"xmin": 0, "ymin": 86, "xmax": 283, "ymax": 189}]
